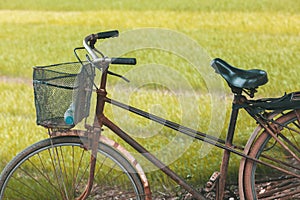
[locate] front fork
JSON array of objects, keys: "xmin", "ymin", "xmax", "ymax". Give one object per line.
[
  {"xmin": 77, "ymin": 88, "xmax": 107, "ymax": 200},
  {"xmin": 76, "ymin": 127, "xmax": 101, "ymax": 200}
]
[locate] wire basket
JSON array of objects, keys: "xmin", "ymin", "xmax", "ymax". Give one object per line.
[{"xmin": 33, "ymin": 62, "xmax": 95, "ymax": 129}]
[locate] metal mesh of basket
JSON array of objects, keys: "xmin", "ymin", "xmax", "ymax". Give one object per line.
[{"xmin": 33, "ymin": 62, "xmax": 94, "ymax": 129}]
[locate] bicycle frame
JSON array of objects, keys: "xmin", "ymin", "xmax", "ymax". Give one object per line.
[
  {"xmin": 88, "ymin": 61, "xmax": 295, "ymax": 200},
  {"xmin": 3, "ymin": 31, "xmax": 300, "ymax": 200},
  {"xmin": 80, "ymin": 31, "xmax": 300, "ymax": 200}
]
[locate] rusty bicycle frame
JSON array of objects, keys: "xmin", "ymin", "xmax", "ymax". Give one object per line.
[
  {"xmin": 78, "ymin": 31, "xmax": 300, "ymax": 200},
  {"xmin": 91, "ymin": 65, "xmax": 300, "ymax": 200}
]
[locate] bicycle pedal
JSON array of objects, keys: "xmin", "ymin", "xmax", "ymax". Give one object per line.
[
  {"xmin": 210, "ymin": 171, "xmax": 220, "ymax": 182},
  {"xmin": 205, "ymin": 171, "xmax": 220, "ymax": 192}
]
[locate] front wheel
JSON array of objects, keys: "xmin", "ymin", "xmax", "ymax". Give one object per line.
[
  {"xmin": 0, "ymin": 136, "xmax": 148, "ymax": 199},
  {"xmin": 242, "ymin": 110, "xmax": 300, "ymax": 199}
]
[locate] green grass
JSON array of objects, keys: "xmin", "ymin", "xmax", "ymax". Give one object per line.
[
  {"xmin": 0, "ymin": 83, "xmax": 45, "ymax": 168},
  {"xmin": 1, "ymin": 0, "xmax": 299, "ymax": 13},
  {"xmin": 0, "ymin": 8, "xmax": 299, "ymax": 94},
  {"xmin": 0, "ymin": 0, "xmax": 300, "ymax": 195}
]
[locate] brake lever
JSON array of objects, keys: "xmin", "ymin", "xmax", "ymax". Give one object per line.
[{"xmin": 108, "ymin": 71, "xmax": 130, "ymax": 83}]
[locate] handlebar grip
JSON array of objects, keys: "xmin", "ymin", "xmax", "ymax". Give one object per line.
[
  {"xmin": 96, "ymin": 30, "xmax": 119, "ymax": 39},
  {"xmin": 111, "ymin": 58, "xmax": 137, "ymax": 65}
]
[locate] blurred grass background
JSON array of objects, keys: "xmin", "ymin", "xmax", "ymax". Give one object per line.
[{"xmin": 0, "ymin": 0, "xmax": 299, "ymax": 195}]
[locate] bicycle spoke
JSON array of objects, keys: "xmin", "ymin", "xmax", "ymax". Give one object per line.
[
  {"xmin": 58, "ymin": 146, "xmax": 71, "ymax": 198},
  {"xmin": 0, "ymin": 137, "xmax": 146, "ymax": 199},
  {"xmin": 260, "ymin": 153, "xmax": 300, "ymax": 172},
  {"xmin": 6, "ymin": 183, "xmax": 35, "ymax": 200},
  {"xmin": 21, "ymin": 160, "xmax": 59, "ymax": 196},
  {"xmin": 74, "ymin": 159, "xmax": 90, "ymax": 194},
  {"xmin": 279, "ymin": 132, "xmax": 300, "ymax": 153},
  {"xmin": 243, "ymin": 111, "xmax": 300, "ymax": 199},
  {"xmin": 292, "ymin": 120, "xmax": 300, "ymax": 130},
  {"xmin": 71, "ymin": 146, "xmax": 76, "ymax": 196},
  {"xmin": 7, "ymin": 175, "xmax": 41, "ymax": 199},
  {"xmin": 258, "ymin": 180, "xmax": 300, "ymax": 200},
  {"xmin": 36, "ymin": 152, "xmax": 58, "ymax": 191},
  {"xmin": 49, "ymin": 146, "xmax": 69, "ymax": 199}
]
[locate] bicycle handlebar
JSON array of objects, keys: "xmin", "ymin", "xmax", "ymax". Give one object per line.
[
  {"xmin": 111, "ymin": 57, "xmax": 136, "ymax": 65},
  {"xmin": 93, "ymin": 57, "xmax": 137, "ymax": 66},
  {"xmin": 96, "ymin": 30, "xmax": 119, "ymax": 39},
  {"xmin": 83, "ymin": 30, "xmax": 119, "ymax": 59},
  {"xmin": 83, "ymin": 30, "xmax": 136, "ymax": 66}
]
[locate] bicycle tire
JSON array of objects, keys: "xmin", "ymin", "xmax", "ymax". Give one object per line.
[
  {"xmin": 0, "ymin": 136, "xmax": 147, "ymax": 199},
  {"xmin": 242, "ymin": 110, "xmax": 300, "ymax": 199}
]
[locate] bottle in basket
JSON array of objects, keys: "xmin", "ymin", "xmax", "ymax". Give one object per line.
[{"xmin": 64, "ymin": 103, "xmax": 75, "ymax": 125}]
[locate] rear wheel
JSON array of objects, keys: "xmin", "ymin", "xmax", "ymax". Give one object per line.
[
  {"xmin": 0, "ymin": 136, "xmax": 147, "ymax": 199},
  {"xmin": 243, "ymin": 110, "xmax": 300, "ymax": 199}
]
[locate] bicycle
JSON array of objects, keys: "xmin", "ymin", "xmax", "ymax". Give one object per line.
[{"xmin": 0, "ymin": 30, "xmax": 300, "ymax": 200}]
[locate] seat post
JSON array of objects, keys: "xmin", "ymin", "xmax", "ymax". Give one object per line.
[{"xmin": 217, "ymin": 94, "xmax": 241, "ymax": 199}]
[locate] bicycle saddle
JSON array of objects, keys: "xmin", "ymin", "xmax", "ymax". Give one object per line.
[{"xmin": 211, "ymin": 58, "xmax": 268, "ymax": 90}]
